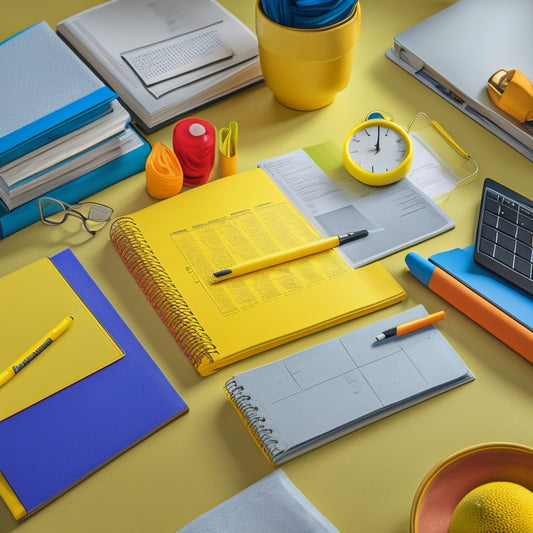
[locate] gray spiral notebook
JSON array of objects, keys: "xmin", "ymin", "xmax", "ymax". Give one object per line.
[{"xmin": 225, "ymin": 305, "xmax": 474, "ymax": 466}]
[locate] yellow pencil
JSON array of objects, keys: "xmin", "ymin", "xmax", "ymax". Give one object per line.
[
  {"xmin": 0, "ymin": 315, "xmax": 74, "ymax": 388},
  {"xmin": 213, "ymin": 230, "xmax": 368, "ymax": 281}
]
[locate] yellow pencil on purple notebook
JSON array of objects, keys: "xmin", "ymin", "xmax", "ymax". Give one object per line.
[{"xmin": 375, "ymin": 310, "xmax": 446, "ymax": 341}]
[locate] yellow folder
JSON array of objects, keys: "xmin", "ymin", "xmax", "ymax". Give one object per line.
[{"xmin": 0, "ymin": 258, "xmax": 124, "ymax": 420}]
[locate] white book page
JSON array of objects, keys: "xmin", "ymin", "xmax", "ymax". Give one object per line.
[
  {"xmin": 122, "ymin": 24, "xmax": 233, "ymax": 87},
  {"xmin": 57, "ymin": 0, "xmax": 260, "ymax": 124}
]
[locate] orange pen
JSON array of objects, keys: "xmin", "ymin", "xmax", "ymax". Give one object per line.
[{"xmin": 375, "ymin": 311, "xmax": 446, "ymax": 341}]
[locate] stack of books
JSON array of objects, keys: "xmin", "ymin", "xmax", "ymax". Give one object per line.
[{"xmin": 0, "ymin": 21, "xmax": 150, "ymax": 239}]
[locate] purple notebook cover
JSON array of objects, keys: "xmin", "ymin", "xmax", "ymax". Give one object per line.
[{"xmin": 0, "ymin": 248, "xmax": 188, "ymax": 517}]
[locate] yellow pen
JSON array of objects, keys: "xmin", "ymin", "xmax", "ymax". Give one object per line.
[
  {"xmin": 213, "ymin": 230, "xmax": 368, "ymax": 281},
  {"xmin": 0, "ymin": 315, "xmax": 74, "ymax": 388}
]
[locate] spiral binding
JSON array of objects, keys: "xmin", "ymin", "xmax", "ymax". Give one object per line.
[
  {"xmin": 224, "ymin": 378, "xmax": 283, "ymax": 464},
  {"xmin": 109, "ymin": 216, "xmax": 220, "ymax": 373}
]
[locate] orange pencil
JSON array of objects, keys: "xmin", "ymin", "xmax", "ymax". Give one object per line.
[{"xmin": 375, "ymin": 311, "xmax": 446, "ymax": 341}]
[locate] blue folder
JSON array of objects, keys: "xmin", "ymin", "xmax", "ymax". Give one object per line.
[
  {"xmin": 0, "ymin": 249, "xmax": 188, "ymax": 519},
  {"xmin": 0, "ymin": 136, "xmax": 150, "ymax": 239}
]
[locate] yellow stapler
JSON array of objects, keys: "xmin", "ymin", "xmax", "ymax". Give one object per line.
[{"xmin": 487, "ymin": 68, "xmax": 533, "ymax": 123}]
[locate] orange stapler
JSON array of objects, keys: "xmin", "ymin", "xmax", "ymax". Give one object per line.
[{"xmin": 487, "ymin": 68, "xmax": 533, "ymax": 123}]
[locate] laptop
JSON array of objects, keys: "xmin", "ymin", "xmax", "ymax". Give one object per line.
[
  {"xmin": 386, "ymin": 0, "xmax": 533, "ymax": 161},
  {"xmin": 474, "ymin": 177, "xmax": 533, "ymax": 297}
]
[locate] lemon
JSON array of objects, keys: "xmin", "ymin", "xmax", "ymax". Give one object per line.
[{"xmin": 449, "ymin": 481, "xmax": 533, "ymax": 533}]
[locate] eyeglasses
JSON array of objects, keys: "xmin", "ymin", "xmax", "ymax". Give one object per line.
[{"xmin": 38, "ymin": 197, "xmax": 113, "ymax": 235}]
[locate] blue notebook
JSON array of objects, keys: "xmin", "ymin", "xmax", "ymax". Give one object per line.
[
  {"xmin": 0, "ymin": 21, "xmax": 116, "ymax": 166},
  {"xmin": 430, "ymin": 245, "xmax": 533, "ymax": 331},
  {"xmin": 0, "ymin": 249, "xmax": 188, "ymax": 519},
  {"xmin": 0, "ymin": 136, "xmax": 150, "ymax": 239}
]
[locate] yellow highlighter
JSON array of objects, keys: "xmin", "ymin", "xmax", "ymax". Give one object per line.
[
  {"xmin": 213, "ymin": 230, "xmax": 368, "ymax": 281},
  {"xmin": 0, "ymin": 315, "xmax": 73, "ymax": 388}
]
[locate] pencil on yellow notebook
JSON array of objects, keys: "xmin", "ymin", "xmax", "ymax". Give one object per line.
[
  {"xmin": 213, "ymin": 230, "xmax": 368, "ymax": 281},
  {"xmin": 0, "ymin": 315, "xmax": 74, "ymax": 388}
]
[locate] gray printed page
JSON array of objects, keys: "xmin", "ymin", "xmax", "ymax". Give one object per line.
[{"xmin": 258, "ymin": 145, "xmax": 455, "ymax": 268}]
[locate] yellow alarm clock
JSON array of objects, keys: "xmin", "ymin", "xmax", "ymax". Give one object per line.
[{"xmin": 343, "ymin": 112, "xmax": 413, "ymax": 186}]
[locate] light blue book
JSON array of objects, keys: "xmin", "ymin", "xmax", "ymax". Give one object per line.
[
  {"xmin": 225, "ymin": 305, "xmax": 474, "ymax": 466},
  {"xmin": 0, "ymin": 21, "xmax": 116, "ymax": 166}
]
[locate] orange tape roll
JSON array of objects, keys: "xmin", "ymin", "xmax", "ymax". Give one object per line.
[{"xmin": 145, "ymin": 142, "xmax": 184, "ymax": 199}]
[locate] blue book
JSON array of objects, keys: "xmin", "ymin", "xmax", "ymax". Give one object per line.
[
  {"xmin": 405, "ymin": 245, "xmax": 533, "ymax": 361},
  {"xmin": 428, "ymin": 246, "xmax": 533, "ymax": 330},
  {"xmin": 0, "ymin": 134, "xmax": 151, "ymax": 239},
  {"xmin": 0, "ymin": 249, "xmax": 188, "ymax": 519},
  {"xmin": 0, "ymin": 21, "xmax": 116, "ymax": 166}
]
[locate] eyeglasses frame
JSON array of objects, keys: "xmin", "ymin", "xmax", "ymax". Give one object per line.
[{"xmin": 38, "ymin": 197, "xmax": 113, "ymax": 236}]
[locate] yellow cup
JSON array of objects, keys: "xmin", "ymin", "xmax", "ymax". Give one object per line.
[{"xmin": 255, "ymin": 1, "xmax": 361, "ymax": 110}]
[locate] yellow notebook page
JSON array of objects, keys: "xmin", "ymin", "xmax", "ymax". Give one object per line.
[
  {"xmin": 0, "ymin": 257, "xmax": 124, "ymax": 421},
  {"xmin": 114, "ymin": 168, "xmax": 405, "ymax": 375}
]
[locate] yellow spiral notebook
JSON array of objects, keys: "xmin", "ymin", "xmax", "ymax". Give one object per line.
[{"xmin": 109, "ymin": 168, "xmax": 406, "ymax": 376}]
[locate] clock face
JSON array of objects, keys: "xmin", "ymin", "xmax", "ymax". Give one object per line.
[{"xmin": 347, "ymin": 125, "xmax": 408, "ymax": 174}]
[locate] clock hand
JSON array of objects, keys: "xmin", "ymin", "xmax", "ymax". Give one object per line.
[{"xmin": 374, "ymin": 126, "xmax": 381, "ymax": 153}]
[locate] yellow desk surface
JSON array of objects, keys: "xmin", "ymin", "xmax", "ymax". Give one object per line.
[{"xmin": 1, "ymin": 1, "xmax": 532, "ymax": 532}]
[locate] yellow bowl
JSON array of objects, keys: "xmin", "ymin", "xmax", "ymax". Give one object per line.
[
  {"xmin": 255, "ymin": 1, "xmax": 361, "ymax": 110},
  {"xmin": 410, "ymin": 442, "xmax": 533, "ymax": 533}
]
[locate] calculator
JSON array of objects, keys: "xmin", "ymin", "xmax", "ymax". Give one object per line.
[{"xmin": 474, "ymin": 178, "xmax": 533, "ymax": 296}]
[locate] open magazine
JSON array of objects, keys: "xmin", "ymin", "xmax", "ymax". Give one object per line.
[{"xmin": 57, "ymin": 0, "xmax": 263, "ymax": 133}]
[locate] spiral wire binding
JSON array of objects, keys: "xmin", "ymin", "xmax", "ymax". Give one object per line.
[
  {"xmin": 109, "ymin": 217, "xmax": 220, "ymax": 372},
  {"xmin": 225, "ymin": 379, "xmax": 284, "ymax": 464}
]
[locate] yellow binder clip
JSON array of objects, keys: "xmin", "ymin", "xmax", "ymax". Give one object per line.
[{"xmin": 487, "ymin": 69, "xmax": 533, "ymax": 123}]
